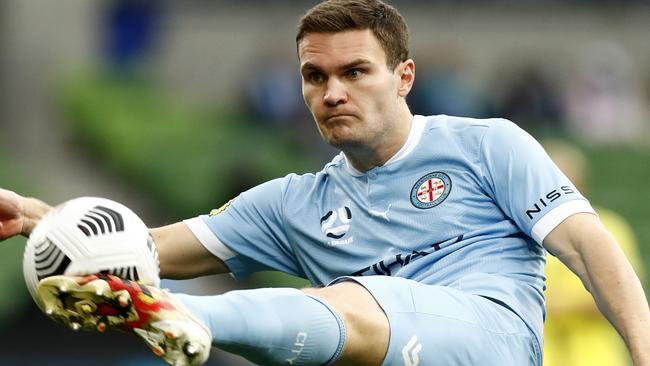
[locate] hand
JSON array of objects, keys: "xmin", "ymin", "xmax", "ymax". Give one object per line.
[
  {"xmin": 0, "ymin": 188, "xmax": 25, "ymax": 240},
  {"xmin": 0, "ymin": 188, "xmax": 51, "ymax": 239}
]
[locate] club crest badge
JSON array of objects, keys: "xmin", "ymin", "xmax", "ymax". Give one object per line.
[{"xmin": 410, "ymin": 172, "xmax": 452, "ymax": 209}]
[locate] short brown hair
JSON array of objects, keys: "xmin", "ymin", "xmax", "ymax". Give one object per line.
[{"xmin": 296, "ymin": 0, "xmax": 409, "ymax": 69}]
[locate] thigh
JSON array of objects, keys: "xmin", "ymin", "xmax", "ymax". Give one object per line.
[{"xmin": 334, "ymin": 276, "xmax": 540, "ymax": 366}]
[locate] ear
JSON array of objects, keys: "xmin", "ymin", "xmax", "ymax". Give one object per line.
[{"xmin": 397, "ymin": 59, "xmax": 415, "ymax": 97}]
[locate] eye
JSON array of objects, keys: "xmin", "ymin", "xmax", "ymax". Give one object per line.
[
  {"xmin": 346, "ymin": 68, "xmax": 363, "ymax": 79},
  {"xmin": 307, "ymin": 72, "xmax": 325, "ymax": 84}
]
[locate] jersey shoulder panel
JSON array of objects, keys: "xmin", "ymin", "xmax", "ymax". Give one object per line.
[
  {"xmin": 281, "ymin": 153, "xmax": 345, "ymax": 198},
  {"xmin": 420, "ymin": 114, "xmax": 499, "ymax": 166}
]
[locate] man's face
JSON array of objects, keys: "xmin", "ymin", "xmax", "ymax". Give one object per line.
[{"xmin": 298, "ymin": 29, "xmax": 407, "ymax": 150}]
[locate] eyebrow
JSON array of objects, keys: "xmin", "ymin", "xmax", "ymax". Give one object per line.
[
  {"xmin": 340, "ymin": 59, "xmax": 372, "ymax": 69},
  {"xmin": 301, "ymin": 58, "xmax": 372, "ymax": 73}
]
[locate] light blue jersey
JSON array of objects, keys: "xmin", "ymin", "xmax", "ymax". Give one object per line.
[{"xmin": 186, "ymin": 115, "xmax": 594, "ymax": 359}]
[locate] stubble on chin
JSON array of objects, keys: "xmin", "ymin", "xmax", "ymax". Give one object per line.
[
  {"xmin": 323, "ymin": 132, "xmax": 368, "ymax": 153},
  {"xmin": 314, "ymin": 115, "xmax": 368, "ymax": 151}
]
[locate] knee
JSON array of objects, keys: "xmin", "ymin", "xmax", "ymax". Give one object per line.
[
  {"xmin": 303, "ymin": 282, "xmax": 387, "ymax": 332},
  {"xmin": 302, "ymin": 281, "xmax": 389, "ymax": 365}
]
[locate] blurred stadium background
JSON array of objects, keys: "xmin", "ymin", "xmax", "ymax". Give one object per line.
[{"xmin": 1, "ymin": 1, "xmax": 649, "ymax": 365}]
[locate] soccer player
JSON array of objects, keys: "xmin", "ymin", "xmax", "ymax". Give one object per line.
[{"xmin": 1, "ymin": 1, "xmax": 649, "ymax": 365}]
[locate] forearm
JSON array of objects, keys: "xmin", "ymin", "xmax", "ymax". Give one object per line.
[
  {"xmin": 578, "ymin": 232, "xmax": 650, "ymax": 365},
  {"xmin": 151, "ymin": 222, "xmax": 230, "ymax": 280},
  {"xmin": 546, "ymin": 213, "xmax": 650, "ymax": 365}
]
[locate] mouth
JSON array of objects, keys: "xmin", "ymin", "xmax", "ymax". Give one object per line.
[{"xmin": 324, "ymin": 113, "xmax": 356, "ymax": 123}]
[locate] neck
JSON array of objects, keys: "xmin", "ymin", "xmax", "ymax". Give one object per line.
[{"xmin": 345, "ymin": 108, "xmax": 413, "ymax": 173}]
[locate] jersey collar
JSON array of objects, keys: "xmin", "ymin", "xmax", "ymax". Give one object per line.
[{"xmin": 343, "ymin": 115, "xmax": 427, "ymax": 176}]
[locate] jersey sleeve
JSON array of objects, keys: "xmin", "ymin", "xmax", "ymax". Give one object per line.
[
  {"xmin": 184, "ymin": 175, "xmax": 304, "ymax": 279},
  {"xmin": 479, "ymin": 119, "xmax": 596, "ymax": 243}
]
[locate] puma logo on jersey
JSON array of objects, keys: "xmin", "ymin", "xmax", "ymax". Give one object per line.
[{"xmin": 369, "ymin": 204, "xmax": 392, "ymax": 221}]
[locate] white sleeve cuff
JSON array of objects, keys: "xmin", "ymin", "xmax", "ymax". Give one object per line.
[
  {"xmin": 530, "ymin": 200, "xmax": 596, "ymax": 243},
  {"xmin": 183, "ymin": 217, "xmax": 236, "ymax": 261}
]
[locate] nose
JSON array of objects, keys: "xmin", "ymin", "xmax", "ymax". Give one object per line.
[{"xmin": 324, "ymin": 78, "xmax": 348, "ymax": 106}]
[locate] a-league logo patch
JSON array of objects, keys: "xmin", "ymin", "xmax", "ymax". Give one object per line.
[
  {"xmin": 320, "ymin": 206, "xmax": 352, "ymax": 239},
  {"xmin": 209, "ymin": 197, "xmax": 237, "ymax": 216},
  {"xmin": 410, "ymin": 172, "xmax": 452, "ymax": 209}
]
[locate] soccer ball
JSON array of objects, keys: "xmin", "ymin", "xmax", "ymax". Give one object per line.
[{"xmin": 23, "ymin": 197, "xmax": 160, "ymax": 308}]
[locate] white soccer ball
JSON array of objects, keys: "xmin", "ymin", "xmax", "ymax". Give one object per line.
[{"xmin": 23, "ymin": 197, "xmax": 160, "ymax": 307}]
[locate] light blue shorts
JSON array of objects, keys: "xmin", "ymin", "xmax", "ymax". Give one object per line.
[{"xmin": 331, "ymin": 276, "xmax": 541, "ymax": 366}]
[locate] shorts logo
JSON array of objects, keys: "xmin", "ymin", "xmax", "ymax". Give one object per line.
[
  {"xmin": 402, "ymin": 335, "xmax": 422, "ymax": 366},
  {"xmin": 320, "ymin": 206, "xmax": 352, "ymax": 243},
  {"xmin": 410, "ymin": 172, "xmax": 451, "ymax": 209}
]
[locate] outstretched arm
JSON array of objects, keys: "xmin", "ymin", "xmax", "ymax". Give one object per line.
[
  {"xmin": 0, "ymin": 188, "xmax": 229, "ymax": 280},
  {"xmin": 151, "ymin": 222, "xmax": 230, "ymax": 279},
  {"xmin": 544, "ymin": 212, "xmax": 650, "ymax": 366},
  {"xmin": 0, "ymin": 188, "xmax": 51, "ymax": 239}
]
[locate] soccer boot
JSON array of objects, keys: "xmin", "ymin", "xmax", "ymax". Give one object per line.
[{"xmin": 37, "ymin": 274, "xmax": 212, "ymax": 366}]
